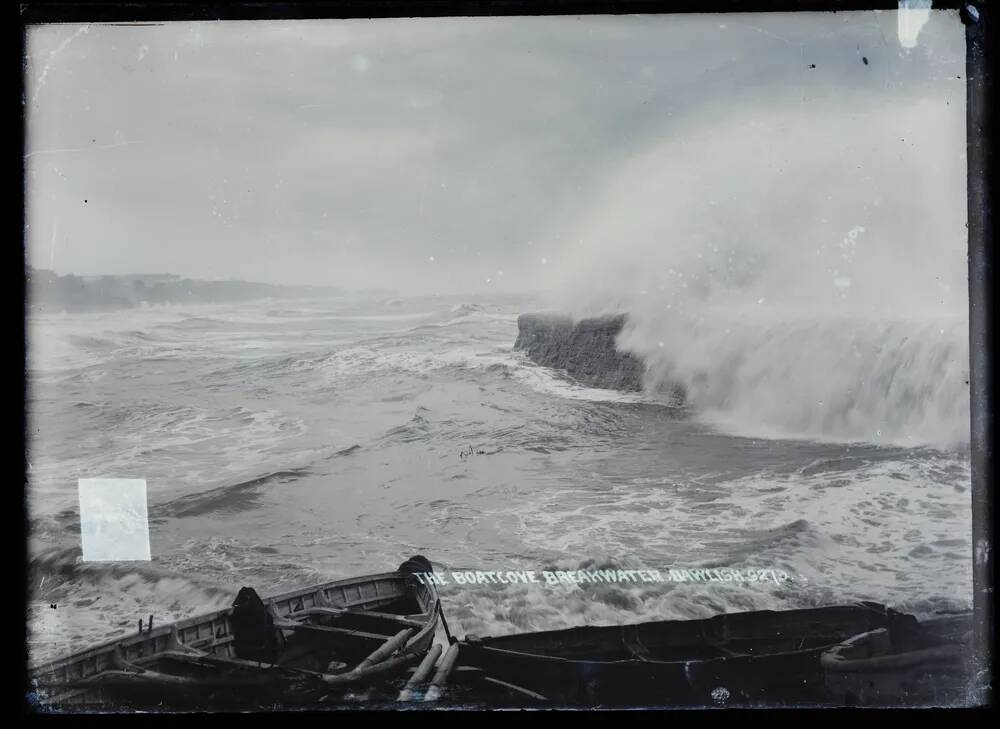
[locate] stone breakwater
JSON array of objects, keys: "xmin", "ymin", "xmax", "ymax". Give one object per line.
[{"xmin": 513, "ymin": 313, "xmax": 645, "ymax": 391}]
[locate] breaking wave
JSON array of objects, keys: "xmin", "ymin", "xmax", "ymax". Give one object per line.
[
  {"xmin": 542, "ymin": 92, "xmax": 968, "ymax": 449},
  {"xmin": 622, "ymin": 315, "xmax": 969, "ymax": 449},
  {"xmin": 27, "ymin": 546, "xmax": 235, "ymax": 665}
]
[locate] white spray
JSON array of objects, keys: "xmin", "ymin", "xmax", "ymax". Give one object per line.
[{"xmin": 543, "ymin": 88, "xmax": 969, "ymax": 449}]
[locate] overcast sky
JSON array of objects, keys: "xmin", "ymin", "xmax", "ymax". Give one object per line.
[{"xmin": 25, "ymin": 11, "xmax": 966, "ymax": 296}]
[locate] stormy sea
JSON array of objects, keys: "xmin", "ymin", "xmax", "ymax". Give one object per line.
[{"xmin": 26, "ymin": 293, "xmax": 972, "ymax": 664}]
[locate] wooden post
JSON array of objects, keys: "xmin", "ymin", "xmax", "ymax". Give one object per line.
[
  {"xmin": 397, "ymin": 644, "xmax": 443, "ymax": 702},
  {"xmin": 423, "ymin": 643, "xmax": 460, "ymax": 702}
]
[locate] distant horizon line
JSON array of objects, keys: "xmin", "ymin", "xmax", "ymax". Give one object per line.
[{"xmin": 25, "ymin": 266, "xmax": 549, "ymax": 299}]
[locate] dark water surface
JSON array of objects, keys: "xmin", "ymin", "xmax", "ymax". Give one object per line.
[{"xmin": 27, "ymin": 294, "xmax": 971, "ymax": 663}]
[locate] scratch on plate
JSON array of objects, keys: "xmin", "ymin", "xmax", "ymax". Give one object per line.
[
  {"xmin": 25, "ymin": 141, "xmax": 145, "ymax": 159},
  {"xmin": 29, "ymin": 24, "xmax": 92, "ymax": 107},
  {"xmin": 48, "ymin": 218, "xmax": 57, "ymax": 269}
]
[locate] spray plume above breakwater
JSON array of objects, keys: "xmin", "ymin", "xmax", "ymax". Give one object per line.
[{"xmin": 527, "ymin": 69, "xmax": 968, "ymax": 451}]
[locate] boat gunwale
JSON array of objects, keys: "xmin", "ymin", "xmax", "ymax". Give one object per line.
[
  {"xmin": 459, "ymin": 602, "xmax": 907, "ymax": 669},
  {"xmin": 462, "ymin": 639, "xmax": 842, "ymax": 669}
]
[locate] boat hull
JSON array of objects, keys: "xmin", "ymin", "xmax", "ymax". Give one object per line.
[
  {"xmin": 458, "ymin": 602, "xmax": 915, "ymax": 706},
  {"xmin": 821, "ymin": 612, "xmax": 976, "ymax": 707},
  {"xmin": 30, "ymin": 560, "xmax": 440, "ymax": 711}
]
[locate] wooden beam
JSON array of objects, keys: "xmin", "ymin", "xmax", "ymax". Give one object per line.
[
  {"xmin": 319, "ymin": 652, "xmax": 418, "ymax": 686},
  {"xmin": 482, "ymin": 676, "xmax": 550, "ymax": 702},
  {"xmin": 357, "ymin": 628, "xmax": 415, "ymax": 670},
  {"xmin": 289, "ymin": 606, "xmax": 426, "ymax": 628},
  {"xmin": 273, "ymin": 621, "xmax": 389, "ymax": 643}
]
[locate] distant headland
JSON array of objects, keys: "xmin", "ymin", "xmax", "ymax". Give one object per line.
[{"xmin": 25, "ymin": 268, "xmax": 360, "ymax": 313}]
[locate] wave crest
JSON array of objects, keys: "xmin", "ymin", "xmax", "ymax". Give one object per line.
[{"xmin": 620, "ymin": 315, "xmax": 968, "ymax": 448}]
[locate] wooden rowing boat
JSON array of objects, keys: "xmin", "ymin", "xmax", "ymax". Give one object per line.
[
  {"xmin": 456, "ymin": 602, "xmax": 917, "ymax": 706},
  {"xmin": 30, "ymin": 556, "xmax": 441, "ymax": 711},
  {"xmin": 821, "ymin": 611, "xmax": 975, "ymax": 706}
]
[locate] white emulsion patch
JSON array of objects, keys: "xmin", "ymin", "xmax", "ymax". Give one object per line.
[
  {"xmin": 78, "ymin": 478, "xmax": 151, "ymax": 562},
  {"xmin": 898, "ymin": 1, "xmax": 933, "ymax": 49}
]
